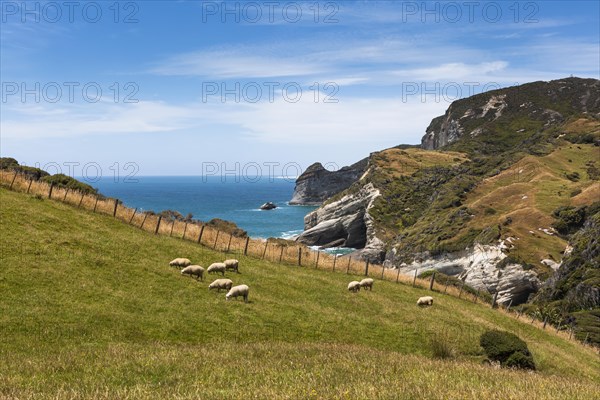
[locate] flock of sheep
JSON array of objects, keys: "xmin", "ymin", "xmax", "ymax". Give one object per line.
[
  {"xmin": 169, "ymin": 257, "xmax": 249, "ymax": 302},
  {"xmin": 170, "ymin": 257, "xmax": 435, "ymax": 306},
  {"xmin": 348, "ymin": 277, "xmax": 434, "ymax": 306}
]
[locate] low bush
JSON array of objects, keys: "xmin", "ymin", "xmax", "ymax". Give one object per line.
[
  {"xmin": 480, "ymin": 330, "xmax": 535, "ymax": 370},
  {"xmin": 41, "ymin": 174, "xmax": 97, "ymax": 195}
]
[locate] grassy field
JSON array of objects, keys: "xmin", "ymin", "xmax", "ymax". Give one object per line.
[{"xmin": 1, "ymin": 188, "xmax": 599, "ymax": 399}]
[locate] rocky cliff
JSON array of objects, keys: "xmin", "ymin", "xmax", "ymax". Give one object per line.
[
  {"xmin": 290, "ymin": 158, "xmax": 368, "ymax": 205},
  {"xmin": 393, "ymin": 242, "xmax": 541, "ymax": 305},
  {"xmin": 296, "ymin": 182, "xmax": 385, "ymax": 261},
  {"xmin": 294, "ymin": 77, "xmax": 600, "ymax": 305},
  {"xmin": 422, "ymin": 78, "xmax": 600, "ymax": 150},
  {"xmin": 531, "ymin": 206, "xmax": 600, "ymax": 344}
]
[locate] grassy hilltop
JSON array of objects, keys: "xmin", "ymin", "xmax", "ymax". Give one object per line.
[{"xmin": 1, "ymin": 187, "xmax": 599, "ymax": 399}]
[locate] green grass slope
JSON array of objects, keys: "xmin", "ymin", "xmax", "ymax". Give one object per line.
[{"xmin": 1, "ymin": 188, "xmax": 599, "ymax": 399}]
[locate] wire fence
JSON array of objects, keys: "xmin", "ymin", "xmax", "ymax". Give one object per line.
[{"xmin": 0, "ymin": 169, "xmax": 596, "ymax": 348}]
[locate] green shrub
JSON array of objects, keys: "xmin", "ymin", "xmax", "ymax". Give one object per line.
[
  {"xmin": 206, "ymin": 218, "xmax": 248, "ymax": 238},
  {"xmin": 0, "ymin": 157, "xmax": 49, "ymax": 180},
  {"xmin": 552, "ymin": 206, "xmax": 587, "ymax": 235},
  {"xmin": 565, "ymin": 171, "xmax": 580, "ymax": 182},
  {"xmin": 41, "ymin": 174, "xmax": 97, "ymax": 195},
  {"xmin": 480, "ymin": 330, "xmax": 535, "ymax": 370},
  {"xmin": 504, "ymin": 351, "xmax": 536, "ymax": 370},
  {"xmin": 484, "ymin": 207, "xmax": 497, "ymax": 215}
]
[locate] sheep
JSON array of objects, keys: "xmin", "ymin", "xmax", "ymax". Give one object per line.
[
  {"xmin": 226, "ymin": 284, "xmax": 249, "ymax": 303},
  {"xmin": 181, "ymin": 265, "xmax": 204, "ymax": 281},
  {"xmin": 417, "ymin": 296, "xmax": 434, "ymax": 306},
  {"xmin": 348, "ymin": 281, "xmax": 361, "ymax": 292},
  {"xmin": 224, "ymin": 259, "xmax": 240, "ymax": 273},
  {"xmin": 209, "ymin": 278, "xmax": 233, "ymax": 292},
  {"xmin": 207, "ymin": 262, "xmax": 226, "ymax": 276},
  {"xmin": 359, "ymin": 278, "xmax": 374, "ymax": 291},
  {"xmin": 169, "ymin": 258, "xmax": 191, "ymax": 268}
]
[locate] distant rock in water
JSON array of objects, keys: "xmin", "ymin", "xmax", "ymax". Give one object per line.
[
  {"xmin": 260, "ymin": 202, "xmax": 277, "ymax": 210},
  {"xmin": 290, "ymin": 158, "xmax": 368, "ymax": 205}
]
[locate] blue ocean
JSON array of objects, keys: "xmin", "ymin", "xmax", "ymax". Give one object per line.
[{"xmin": 89, "ymin": 176, "xmax": 316, "ymax": 239}]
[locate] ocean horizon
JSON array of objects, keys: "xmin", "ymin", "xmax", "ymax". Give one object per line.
[{"xmin": 87, "ymin": 176, "xmax": 316, "ymax": 239}]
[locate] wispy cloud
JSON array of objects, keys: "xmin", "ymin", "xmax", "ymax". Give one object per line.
[
  {"xmin": 1, "ymin": 100, "xmax": 200, "ymax": 139},
  {"xmin": 390, "ymin": 61, "xmax": 509, "ymax": 81},
  {"xmin": 150, "ymin": 49, "xmax": 327, "ymax": 78},
  {"xmin": 1, "ymin": 92, "xmax": 447, "ymax": 147}
]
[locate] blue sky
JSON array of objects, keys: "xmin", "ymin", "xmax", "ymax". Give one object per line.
[{"xmin": 1, "ymin": 0, "xmax": 599, "ymax": 177}]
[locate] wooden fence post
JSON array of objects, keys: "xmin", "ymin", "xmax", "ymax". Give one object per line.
[
  {"xmin": 346, "ymin": 257, "xmax": 351, "ymax": 274},
  {"xmin": 315, "ymin": 251, "xmax": 320, "ymax": 268},
  {"xmin": 26, "ymin": 179, "xmax": 33, "ymax": 194},
  {"xmin": 154, "ymin": 216, "xmax": 162, "ymax": 234},
  {"xmin": 333, "ymin": 255, "xmax": 337, "ymax": 272},
  {"xmin": 396, "ymin": 267, "xmax": 400, "ymax": 283},
  {"xmin": 458, "ymin": 281, "xmax": 464, "ymax": 298},
  {"xmin": 569, "ymin": 325, "xmax": 574, "ymax": 340},
  {"xmin": 555, "ymin": 323, "xmax": 561, "ymax": 333},
  {"xmin": 542, "ymin": 317, "xmax": 548, "ymax": 330},
  {"xmin": 169, "ymin": 221, "xmax": 175, "ymax": 237},
  {"xmin": 412, "ymin": 269, "xmax": 418, "ymax": 287},
  {"xmin": 140, "ymin": 213, "xmax": 149, "ymax": 230},
  {"xmin": 491, "ymin": 292, "xmax": 499, "ymax": 309},
  {"xmin": 226, "ymin": 234, "xmax": 233, "ymax": 252},
  {"xmin": 9, "ymin": 171, "xmax": 18, "ymax": 189},
  {"xmin": 182, "ymin": 223, "xmax": 188, "ymax": 240},
  {"xmin": 113, "ymin": 199, "xmax": 119, "ymax": 217},
  {"xmin": 429, "ymin": 272, "xmax": 436, "ymax": 291},
  {"xmin": 63, "ymin": 188, "xmax": 70, "ymax": 202},
  {"xmin": 78, "ymin": 193, "xmax": 85, "ymax": 208},
  {"xmin": 243, "ymin": 237, "xmax": 249, "ymax": 255},
  {"xmin": 93, "ymin": 196, "xmax": 99, "ymax": 212},
  {"xmin": 279, "ymin": 246, "xmax": 284, "ymax": 263},
  {"xmin": 364, "ymin": 260, "xmax": 369, "ymax": 276},
  {"xmin": 197, "ymin": 225, "xmax": 205, "ymax": 244},
  {"xmin": 48, "ymin": 183, "xmax": 55, "ymax": 199},
  {"xmin": 473, "ymin": 291, "xmax": 478, "ymax": 304},
  {"xmin": 129, "ymin": 208, "xmax": 137, "ymax": 224},
  {"xmin": 506, "ymin": 299, "xmax": 513, "ymax": 312},
  {"xmin": 381, "ymin": 264, "xmax": 385, "ymax": 279},
  {"xmin": 261, "ymin": 241, "xmax": 268, "ymax": 260},
  {"xmin": 213, "ymin": 230, "xmax": 220, "ymax": 250}
]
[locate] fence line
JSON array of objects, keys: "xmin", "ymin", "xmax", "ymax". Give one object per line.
[{"xmin": 0, "ymin": 170, "xmax": 592, "ymax": 347}]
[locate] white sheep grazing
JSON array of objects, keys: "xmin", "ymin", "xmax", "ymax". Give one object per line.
[
  {"xmin": 207, "ymin": 262, "xmax": 226, "ymax": 276},
  {"xmin": 169, "ymin": 258, "xmax": 191, "ymax": 268},
  {"xmin": 417, "ymin": 296, "xmax": 434, "ymax": 306},
  {"xmin": 181, "ymin": 265, "xmax": 204, "ymax": 281},
  {"xmin": 226, "ymin": 284, "xmax": 249, "ymax": 303},
  {"xmin": 348, "ymin": 281, "xmax": 361, "ymax": 292},
  {"xmin": 359, "ymin": 278, "xmax": 374, "ymax": 291},
  {"xmin": 224, "ymin": 259, "xmax": 239, "ymax": 273},
  {"xmin": 209, "ymin": 278, "xmax": 233, "ymax": 292}
]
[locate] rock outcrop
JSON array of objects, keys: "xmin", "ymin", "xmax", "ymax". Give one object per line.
[
  {"xmin": 296, "ymin": 183, "xmax": 385, "ymax": 260},
  {"xmin": 394, "ymin": 243, "xmax": 541, "ymax": 305},
  {"xmin": 290, "ymin": 158, "xmax": 368, "ymax": 205}
]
